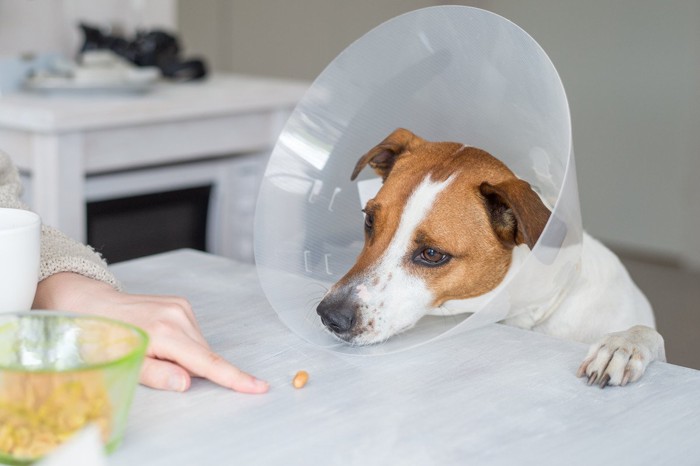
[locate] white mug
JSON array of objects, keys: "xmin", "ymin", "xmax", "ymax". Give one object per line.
[{"xmin": 0, "ymin": 208, "xmax": 41, "ymax": 312}]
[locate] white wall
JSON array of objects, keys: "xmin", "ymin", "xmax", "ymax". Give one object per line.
[
  {"xmin": 179, "ymin": 0, "xmax": 700, "ymax": 269},
  {"xmin": 0, "ymin": 0, "xmax": 176, "ymax": 59},
  {"xmin": 177, "ymin": 0, "xmax": 439, "ymax": 81}
]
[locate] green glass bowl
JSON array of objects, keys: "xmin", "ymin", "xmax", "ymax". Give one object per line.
[{"xmin": 0, "ymin": 311, "xmax": 148, "ymax": 465}]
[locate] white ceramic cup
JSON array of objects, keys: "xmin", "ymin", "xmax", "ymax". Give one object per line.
[{"xmin": 0, "ymin": 208, "xmax": 41, "ymax": 312}]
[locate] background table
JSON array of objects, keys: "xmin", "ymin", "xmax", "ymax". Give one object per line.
[
  {"xmin": 0, "ymin": 75, "xmax": 307, "ymax": 260},
  {"xmin": 109, "ymin": 249, "xmax": 700, "ymax": 465}
]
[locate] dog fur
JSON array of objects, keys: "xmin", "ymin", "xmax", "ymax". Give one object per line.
[{"xmin": 316, "ymin": 128, "xmax": 665, "ymax": 388}]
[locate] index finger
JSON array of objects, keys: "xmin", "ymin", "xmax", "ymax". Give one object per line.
[{"xmin": 153, "ymin": 335, "xmax": 269, "ymax": 394}]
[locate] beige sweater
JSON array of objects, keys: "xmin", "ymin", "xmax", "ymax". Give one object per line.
[{"xmin": 0, "ymin": 151, "xmax": 119, "ymax": 289}]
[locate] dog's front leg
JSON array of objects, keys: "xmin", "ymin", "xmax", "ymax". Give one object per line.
[{"xmin": 577, "ymin": 325, "xmax": 666, "ymax": 388}]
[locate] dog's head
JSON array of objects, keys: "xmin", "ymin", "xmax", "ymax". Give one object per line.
[{"xmin": 316, "ymin": 129, "xmax": 551, "ymax": 344}]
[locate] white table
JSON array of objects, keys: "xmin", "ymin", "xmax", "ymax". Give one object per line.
[
  {"xmin": 0, "ymin": 75, "xmax": 307, "ymax": 260},
  {"xmin": 108, "ymin": 249, "xmax": 700, "ymax": 466}
]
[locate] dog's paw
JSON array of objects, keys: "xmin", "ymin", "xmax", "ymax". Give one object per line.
[{"xmin": 576, "ymin": 325, "xmax": 665, "ymax": 388}]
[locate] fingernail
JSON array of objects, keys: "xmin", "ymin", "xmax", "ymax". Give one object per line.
[
  {"xmin": 253, "ymin": 378, "xmax": 270, "ymax": 391},
  {"xmin": 168, "ymin": 374, "xmax": 187, "ymax": 392}
]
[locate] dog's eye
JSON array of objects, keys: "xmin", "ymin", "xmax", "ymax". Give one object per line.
[
  {"xmin": 416, "ymin": 247, "xmax": 450, "ymax": 266},
  {"xmin": 364, "ymin": 212, "xmax": 374, "ymax": 231}
]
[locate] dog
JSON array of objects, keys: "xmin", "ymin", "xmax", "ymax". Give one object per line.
[{"xmin": 316, "ymin": 128, "xmax": 665, "ymax": 388}]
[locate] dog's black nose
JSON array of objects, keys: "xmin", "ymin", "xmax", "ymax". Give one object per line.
[{"xmin": 316, "ymin": 299, "xmax": 355, "ymax": 334}]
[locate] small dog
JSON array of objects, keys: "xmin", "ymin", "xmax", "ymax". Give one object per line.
[{"xmin": 316, "ymin": 129, "xmax": 665, "ymax": 387}]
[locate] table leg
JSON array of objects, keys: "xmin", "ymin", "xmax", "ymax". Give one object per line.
[{"xmin": 31, "ymin": 132, "xmax": 87, "ymax": 242}]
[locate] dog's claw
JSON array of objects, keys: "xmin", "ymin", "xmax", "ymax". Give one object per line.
[
  {"xmin": 576, "ymin": 361, "xmax": 589, "ymax": 378},
  {"xmin": 587, "ymin": 372, "xmax": 598, "ymax": 385},
  {"xmin": 621, "ymin": 369, "xmax": 631, "ymax": 386},
  {"xmin": 599, "ymin": 373, "xmax": 611, "ymax": 389}
]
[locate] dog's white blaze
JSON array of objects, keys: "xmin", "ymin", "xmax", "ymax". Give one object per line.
[
  {"xmin": 384, "ymin": 175, "xmax": 454, "ymax": 266},
  {"xmin": 352, "ymin": 175, "xmax": 454, "ymax": 343}
]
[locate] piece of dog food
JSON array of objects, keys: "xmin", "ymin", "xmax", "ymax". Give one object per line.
[{"xmin": 292, "ymin": 370, "xmax": 309, "ymax": 389}]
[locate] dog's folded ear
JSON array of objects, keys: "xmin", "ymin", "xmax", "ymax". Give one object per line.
[
  {"xmin": 480, "ymin": 179, "xmax": 551, "ymax": 250},
  {"xmin": 351, "ymin": 128, "xmax": 424, "ymax": 181}
]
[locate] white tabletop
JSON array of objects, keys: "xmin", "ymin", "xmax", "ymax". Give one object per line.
[
  {"xmin": 0, "ymin": 74, "xmax": 308, "ymax": 132},
  {"xmin": 109, "ymin": 249, "xmax": 700, "ymax": 466}
]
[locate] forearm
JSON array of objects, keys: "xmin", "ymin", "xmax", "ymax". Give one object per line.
[{"xmin": 32, "ymin": 272, "xmax": 113, "ymax": 312}]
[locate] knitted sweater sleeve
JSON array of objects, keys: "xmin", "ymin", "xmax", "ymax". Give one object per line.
[{"xmin": 0, "ymin": 151, "xmax": 120, "ymax": 289}]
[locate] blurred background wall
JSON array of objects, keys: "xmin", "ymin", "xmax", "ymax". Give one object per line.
[{"xmin": 178, "ymin": 0, "xmax": 700, "ymax": 270}]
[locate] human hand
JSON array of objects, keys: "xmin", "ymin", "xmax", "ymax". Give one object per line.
[{"xmin": 32, "ymin": 272, "xmax": 269, "ymax": 394}]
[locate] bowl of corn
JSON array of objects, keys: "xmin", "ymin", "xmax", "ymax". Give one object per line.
[{"xmin": 0, "ymin": 311, "xmax": 148, "ymax": 464}]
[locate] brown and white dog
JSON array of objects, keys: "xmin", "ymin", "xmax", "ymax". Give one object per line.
[{"xmin": 316, "ymin": 128, "xmax": 665, "ymax": 388}]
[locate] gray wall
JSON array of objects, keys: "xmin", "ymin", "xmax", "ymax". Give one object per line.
[
  {"xmin": 177, "ymin": 0, "xmax": 438, "ymax": 80},
  {"xmin": 459, "ymin": 1, "xmax": 700, "ymax": 269},
  {"xmin": 178, "ymin": 0, "xmax": 700, "ymax": 269}
]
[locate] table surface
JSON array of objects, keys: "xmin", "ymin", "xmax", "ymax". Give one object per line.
[
  {"xmin": 0, "ymin": 74, "xmax": 308, "ymax": 132},
  {"xmin": 108, "ymin": 249, "xmax": 700, "ymax": 466}
]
